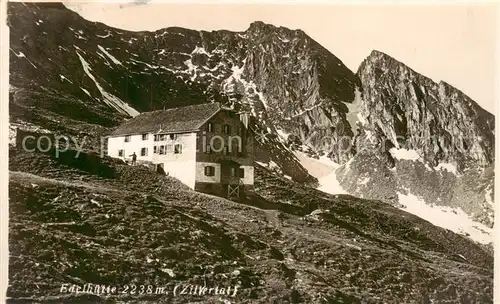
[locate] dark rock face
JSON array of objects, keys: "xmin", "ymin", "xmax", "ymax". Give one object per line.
[
  {"xmin": 356, "ymin": 50, "xmax": 495, "ymax": 169},
  {"xmin": 337, "ymin": 148, "xmax": 495, "ymax": 228},
  {"xmin": 8, "ymin": 3, "xmax": 227, "ymax": 120},
  {"xmin": 336, "ymin": 50, "xmax": 495, "ymax": 228},
  {"xmin": 241, "ymin": 22, "xmax": 359, "ymax": 163}
]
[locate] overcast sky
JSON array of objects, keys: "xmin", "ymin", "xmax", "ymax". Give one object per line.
[{"xmin": 65, "ymin": 2, "xmax": 497, "ymax": 113}]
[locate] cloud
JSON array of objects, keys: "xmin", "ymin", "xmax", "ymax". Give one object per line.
[{"xmin": 119, "ymin": 0, "xmax": 152, "ymax": 9}]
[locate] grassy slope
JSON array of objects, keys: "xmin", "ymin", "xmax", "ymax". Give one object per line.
[{"xmin": 8, "ymin": 148, "xmax": 493, "ymax": 303}]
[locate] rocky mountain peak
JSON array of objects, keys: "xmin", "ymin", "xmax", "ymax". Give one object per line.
[
  {"xmin": 246, "ymin": 20, "xmax": 303, "ymax": 36},
  {"xmin": 358, "ymin": 49, "xmax": 402, "ymax": 71},
  {"xmin": 247, "ymin": 20, "xmax": 274, "ymax": 31},
  {"xmin": 356, "ymin": 50, "xmax": 494, "ymax": 169},
  {"xmin": 367, "ymin": 49, "xmax": 394, "ymax": 59},
  {"xmin": 358, "ymin": 49, "xmax": 426, "ymax": 84}
]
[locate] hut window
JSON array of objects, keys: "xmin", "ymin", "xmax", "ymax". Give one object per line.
[
  {"xmin": 174, "ymin": 144, "xmax": 182, "ymax": 154},
  {"xmin": 204, "ymin": 166, "xmax": 215, "ymax": 176}
]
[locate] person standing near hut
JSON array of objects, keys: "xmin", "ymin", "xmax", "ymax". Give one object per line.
[{"xmin": 130, "ymin": 152, "xmax": 137, "ymax": 166}]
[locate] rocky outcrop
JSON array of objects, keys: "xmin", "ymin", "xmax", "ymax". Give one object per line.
[
  {"xmin": 337, "ymin": 147, "xmax": 495, "ymax": 229},
  {"xmin": 356, "ymin": 50, "xmax": 494, "ymax": 169},
  {"xmin": 335, "ymin": 50, "xmax": 496, "ymax": 229},
  {"xmin": 241, "ymin": 22, "xmax": 359, "ymax": 163}
]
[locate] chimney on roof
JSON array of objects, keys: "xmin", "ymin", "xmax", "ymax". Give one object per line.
[
  {"xmin": 237, "ymin": 101, "xmax": 251, "ymax": 129},
  {"xmin": 239, "ymin": 112, "xmax": 250, "ymax": 129}
]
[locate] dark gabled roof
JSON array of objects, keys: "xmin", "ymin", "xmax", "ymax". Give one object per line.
[{"xmin": 109, "ymin": 103, "xmax": 223, "ymax": 136}]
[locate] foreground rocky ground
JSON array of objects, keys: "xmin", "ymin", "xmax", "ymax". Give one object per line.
[{"xmin": 8, "ymin": 148, "xmax": 493, "ymax": 303}]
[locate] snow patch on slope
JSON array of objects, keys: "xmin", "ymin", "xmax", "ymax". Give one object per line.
[
  {"xmin": 389, "ymin": 148, "xmax": 421, "ymax": 160},
  {"xmin": 344, "ymin": 87, "xmax": 363, "ymax": 132},
  {"xmin": 397, "ymin": 190, "xmax": 492, "ymax": 244},
  {"xmin": 276, "ymin": 128, "xmax": 290, "ymax": 142},
  {"xmin": 10, "ymin": 49, "xmax": 37, "ymax": 68},
  {"xmin": 277, "ymin": 36, "xmax": 290, "ymax": 43},
  {"xmin": 80, "ymin": 87, "xmax": 91, "ymax": 97},
  {"xmin": 76, "ymin": 52, "xmax": 139, "ymax": 117},
  {"xmin": 225, "ymin": 60, "xmax": 245, "ymax": 85},
  {"xmin": 130, "ymin": 58, "xmax": 161, "ymax": 70},
  {"xmin": 294, "ymin": 152, "xmax": 348, "ymax": 195},
  {"xmin": 318, "ymin": 155, "xmax": 336, "ymax": 166},
  {"xmin": 183, "ymin": 59, "xmax": 198, "ymax": 81},
  {"xmin": 59, "ymin": 74, "xmax": 73, "ymax": 84},
  {"xmin": 359, "ymin": 176, "xmax": 370, "ymax": 185},
  {"xmin": 97, "ymin": 45, "xmax": 123, "ymax": 66},
  {"xmin": 484, "ymin": 186, "xmax": 494, "ymax": 208},
  {"xmin": 223, "ymin": 59, "xmax": 269, "ymax": 110},
  {"xmin": 96, "ymin": 32, "xmax": 112, "ymax": 38},
  {"xmin": 318, "ymin": 169, "xmax": 349, "ymax": 195},
  {"xmin": 435, "ymin": 163, "xmax": 458, "ymax": 175},
  {"xmin": 191, "ymin": 46, "xmax": 212, "ymax": 57}
]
